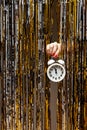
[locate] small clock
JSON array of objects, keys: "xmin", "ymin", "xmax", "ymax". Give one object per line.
[{"xmin": 47, "ymin": 59, "xmax": 66, "ymax": 82}]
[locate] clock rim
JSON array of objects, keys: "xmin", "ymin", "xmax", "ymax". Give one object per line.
[{"xmin": 47, "ymin": 63, "xmax": 66, "ymax": 82}]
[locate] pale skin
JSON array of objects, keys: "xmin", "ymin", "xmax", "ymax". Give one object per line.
[{"xmin": 46, "ymin": 42, "xmax": 62, "ymax": 58}]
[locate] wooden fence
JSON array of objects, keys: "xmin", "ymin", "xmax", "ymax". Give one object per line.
[{"xmin": 0, "ymin": 0, "xmax": 87, "ymax": 130}]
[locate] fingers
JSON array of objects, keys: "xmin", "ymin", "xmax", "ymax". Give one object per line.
[
  {"xmin": 46, "ymin": 42, "xmax": 61, "ymax": 58},
  {"xmin": 46, "ymin": 42, "xmax": 57, "ymax": 54},
  {"xmin": 46, "ymin": 43, "xmax": 54, "ymax": 54}
]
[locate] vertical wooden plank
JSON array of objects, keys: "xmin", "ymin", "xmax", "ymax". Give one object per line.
[{"xmin": 50, "ymin": 82, "xmax": 57, "ymax": 130}]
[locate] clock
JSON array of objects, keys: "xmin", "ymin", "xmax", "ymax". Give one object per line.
[{"xmin": 47, "ymin": 59, "xmax": 66, "ymax": 82}]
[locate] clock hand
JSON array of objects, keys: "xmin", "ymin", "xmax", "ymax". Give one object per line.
[{"xmin": 55, "ymin": 68, "xmax": 57, "ymax": 74}]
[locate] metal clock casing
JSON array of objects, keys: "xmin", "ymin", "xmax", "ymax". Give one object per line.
[{"xmin": 47, "ymin": 59, "xmax": 66, "ymax": 82}]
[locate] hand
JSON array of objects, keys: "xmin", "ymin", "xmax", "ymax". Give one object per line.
[{"xmin": 46, "ymin": 42, "xmax": 62, "ymax": 58}]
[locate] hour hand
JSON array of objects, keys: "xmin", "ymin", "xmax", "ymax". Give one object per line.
[{"xmin": 55, "ymin": 68, "xmax": 57, "ymax": 74}]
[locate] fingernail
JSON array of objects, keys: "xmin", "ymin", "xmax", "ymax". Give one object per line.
[{"xmin": 53, "ymin": 54, "xmax": 58, "ymax": 58}]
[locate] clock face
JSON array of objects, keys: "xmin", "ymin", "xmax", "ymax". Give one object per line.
[{"xmin": 47, "ymin": 63, "xmax": 66, "ymax": 82}]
